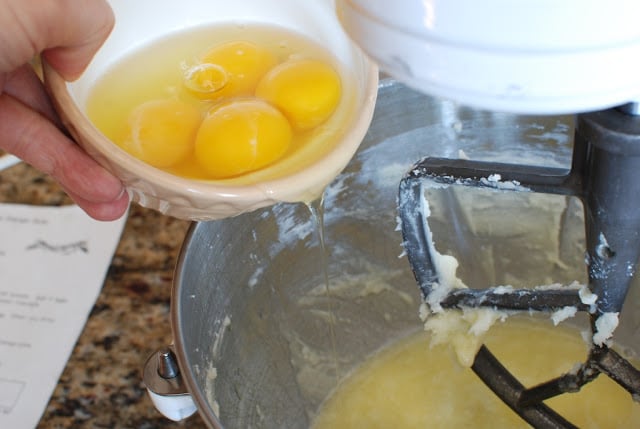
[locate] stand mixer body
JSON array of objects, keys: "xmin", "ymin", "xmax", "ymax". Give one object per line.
[
  {"xmin": 336, "ymin": 0, "xmax": 640, "ymax": 114},
  {"xmin": 337, "ymin": 0, "xmax": 640, "ymax": 426}
]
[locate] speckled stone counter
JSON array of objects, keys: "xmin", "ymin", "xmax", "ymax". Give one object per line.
[{"xmin": 0, "ymin": 162, "xmax": 208, "ymax": 428}]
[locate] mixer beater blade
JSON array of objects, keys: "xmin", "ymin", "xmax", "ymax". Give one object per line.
[{"xmin": 398, "ymin": 105, "xmax": 640, "ymax": 428}]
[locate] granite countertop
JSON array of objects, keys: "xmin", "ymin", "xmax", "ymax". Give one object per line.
[{"xmin": 0, "ymin": 162, "xmax": 208, "ymax": 428}]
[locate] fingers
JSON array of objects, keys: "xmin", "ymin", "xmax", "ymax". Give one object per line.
[
  {"xmin": 2, "ymin": 64, "xmax": 60, "ymax": 125},
  {"xmin": 63, "ymin": 186, "xmax": 130, "ymax": 222},
  {"xmin": 40, "ymin": 0, "xmax": 115, "ymax": 80},
  {"xmin": 0, "ymin": 92, "xmax": 129, "ymax": 220},
  {"xmin": 0, "ymin": 0, "xmax": 125, "ymax": 221},
  {"xmin": 0, "ymin": 0, "xmax": 114, "ymax": 80}
]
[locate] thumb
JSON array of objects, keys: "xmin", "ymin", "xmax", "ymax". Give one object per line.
[{"xmin": 0, "ymin": 0, "xmax": 114, "ymax": 81}]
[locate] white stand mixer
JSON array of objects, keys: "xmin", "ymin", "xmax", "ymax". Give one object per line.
[
  {"xmin": 337, "ymin": 1, "xmax": 640, "ymax": 427},
  {"xmin": 337, "ymin": 0, "xmax": 640, "ymax": 114}
]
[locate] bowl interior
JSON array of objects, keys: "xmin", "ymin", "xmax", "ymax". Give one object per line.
[
  {"xmin": 171, "ymin": 81, "xmax": 640, "ymax": 428},
  {"xmin": 72, "ymin": 0, "xmax": 369, "ymax": 108}
]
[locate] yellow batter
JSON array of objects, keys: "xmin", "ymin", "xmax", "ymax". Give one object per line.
[{"xmin": 312, "ymin": 318, "xmax": 639, "ymax": 428}]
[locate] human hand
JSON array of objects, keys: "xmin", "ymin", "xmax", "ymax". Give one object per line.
[{"xmin": 0, "ymin": 0, "xmax": 129, "ymax": 221}]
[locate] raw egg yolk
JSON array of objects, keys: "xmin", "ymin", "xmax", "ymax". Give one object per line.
[
  {"xmin": 194, "ymin": 98, "xmax": 293, "ymax": 178},
  {"xmin": 255, "ymin": 58, "xmax": 341, "ymax": 130},
  {"xmin": 186, "ymin": 41, "xmax": 277, "ymax": 99},
  {"xmin": 120, "ymin": 99, "xmax": 202, "ymax": 168},
  {"xmin": 182, "ymin": 63, "xmax": 228, "ymax": 96}
]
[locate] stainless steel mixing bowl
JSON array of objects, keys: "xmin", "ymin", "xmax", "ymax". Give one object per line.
[{"xmin": 169, "ymin": 79, "xmax": 640, "ymax": 428}]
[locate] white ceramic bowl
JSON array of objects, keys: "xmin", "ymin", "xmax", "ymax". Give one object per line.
[{"xmin": 44, "ymin": 0, "xmax": 378, "ymax": 220}]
